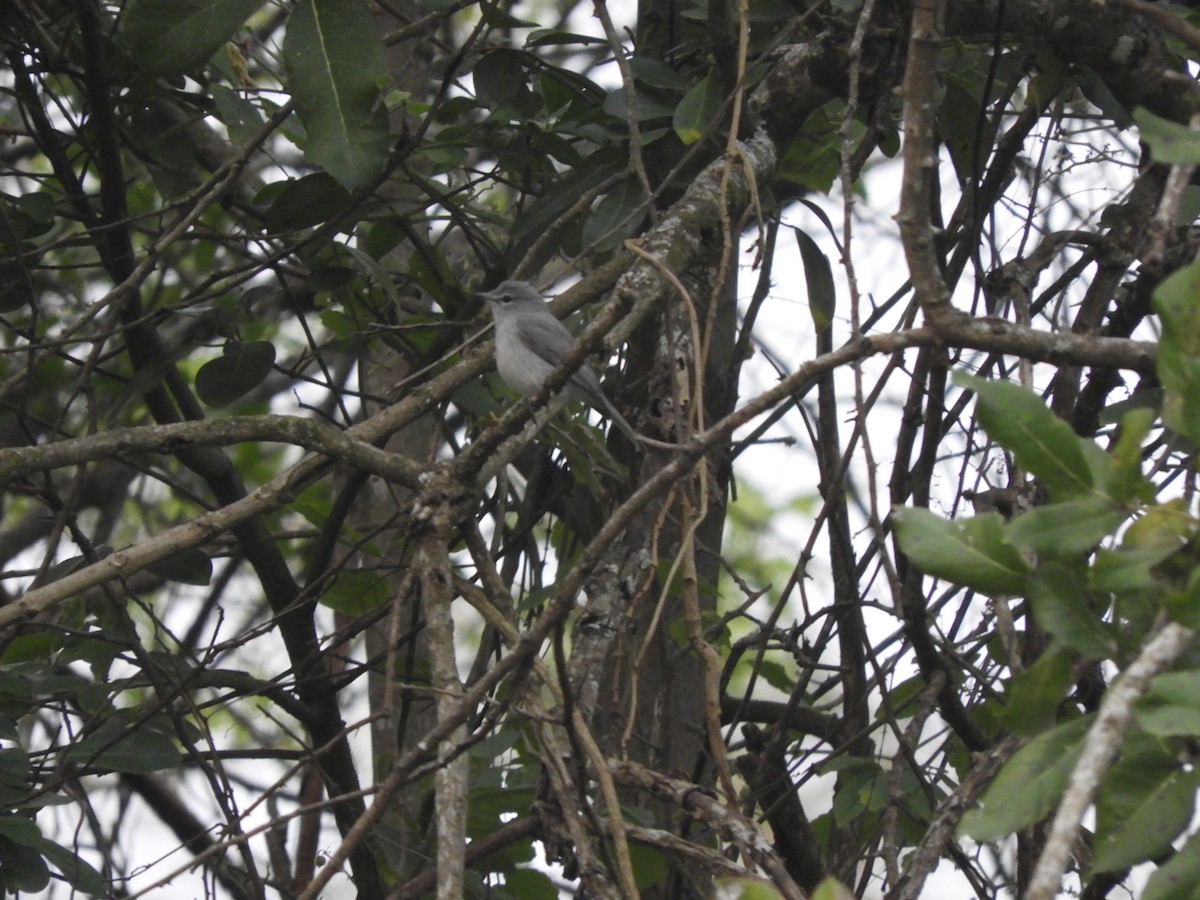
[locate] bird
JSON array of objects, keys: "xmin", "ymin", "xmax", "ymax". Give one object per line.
[{"xmin": 478, "ymin": 280, "xmax": 641, "ymax": 443}]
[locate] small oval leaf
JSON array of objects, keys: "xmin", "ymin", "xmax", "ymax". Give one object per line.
[
  {"xmin": 148, "ymin": 548, "xmax": 213, "ymax": 586},
  {"xmin": 195, "ymin": 341, "xmax": 276, "ymax": 407}
]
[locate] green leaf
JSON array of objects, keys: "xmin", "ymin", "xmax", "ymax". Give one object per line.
[
  {"xmin": 877, "ymin": 674, "xmax": 927, "ymax": 720},
  {"xmin": 0, "ymin": 815, "xmax": 40, "ymax": 846},
  {"xmin": 147, "ymin": 548, "xmax": 213, "ymax": 586},
  {"xmin": 1144, "ymin": 830, "xmax": 1200, "ymax": 900},
  {"xmin": 0, "ymin": 260, "xmax": 33, "ymax": 312},
  {"xmin": 504, "ymin": 867, "xmax": 559, "ymax": 898},
  {"xmin": 258, "ymin": 171, "xmax": 354, "ymax": 232},
  {"xmin": 0, "ymin": 748, "xmax": 30, "ymax": 804},
  {"xmin": 1135, "ymin": 107, "xmax": 1200, "ymax": 165},
  {"xmin": 1026, "ymin": 564, "xmax": 1117, "ymax": 659},
  {"xmin": 318, "ymin": 570, "xmax": 390, "ymax": 615},
  {"xmin": 629, "ymin": 57, "xmax": 691, "ymax": 92},
  {"xmin": 628, "ymin": 842, "xmax": 668, "ymax": 890},
  {"xmin": 66, "ymin": 718, "xmax": 182, "ymax": 773},
  {"xmin": 809, "ymin": 877, "xmax": 855, "ymax": 900},
  {"xmin": 672, "ymin": 75, "xmax": 723, "ymax": 145},
  {"xmin": 473, "ymin": 50, "xmax": 529, "ymax": 109},
  {"xmin": 1005, "ymin": 497, "xmax": 1126, "ymax": 558},
  {"xmin": 959, "ymin": 714, "xmax": 1092, "ymax": 840},
  {"xmin": 1167, "ymin": 567, "xmax": 1200, "ymax": 628},
  {"xmin": 479, "ymin": 5, "xmax": 539, "ymax": 27},
  {"xmin": 830, "ymin": 760, "xmax": 886, "ymax": 825},
  {"xmin": 0, "ymin": 833, "xmax": 50, "ymax": 892},
  {"xmin": 794, "ymin": 227, "xmax": 835, "ymax": 331},
  {"xmin": 1106, "ymin": 407, "xmax": 1157, "ymax": 505},
  {"xmin": 956, "ymin": 374, "xmax": 1094, "ymax": 500},
  {"xmin": 0, "ymin": 633, "xmax": 57, "ymax": 665},
  {"xmin": 1154, "ymin": 259, "xmax": 1200, "ymax": 445},
  {"xmin": 525, "ymin": 30, "xmax": 609, "ymax": 48},
  {"xmin": 778, "ymin": 134, "xmax": 838, "ymax": 192},
  {"xmin": 893, "ymin": 508, "xmax": 1030, "ymax": 595},
  {"xmin": 1003, "ymin": 646, "xmax": 1075, "ymax": 736},
  {"xmin": 582, "ymin": 177, "xmax": 647, "ymax": 253},
  {"xmin": 32, "ymin": 836, "xmax": 108, "ymax": 896},
  {"xmin": 1093, "ymin": 735, "xmax": 1197, "ymax": 874},
  {"xmin": 604, "ymin": 87, "xmax": 676, "ymax": 122},
  {"xmin": 1137, "ymin": 671, "xmax": 1200, "ymax": 736},
  {"xmin": 195, "ymin": 341, "xmax": 276, "ymax": 407},
  {"xmin": 117, "ymin": 0, "xmax": 261, "ymax": 77},
  {"xmin": 283, "ymin": 0, "xmax": 390, "ymax": 191},
  {"xmin": 211, "ymin": 84, "xmax": 266, "ymax": 145}
]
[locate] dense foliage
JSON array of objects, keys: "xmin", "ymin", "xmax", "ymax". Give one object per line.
[{"xmin": 1, "ymin": 0, "xmax": 1199, "ymax": 898}]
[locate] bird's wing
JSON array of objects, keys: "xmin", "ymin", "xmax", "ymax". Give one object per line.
[{"xmin": 516, "ymin": 315, "xmax": 578, "ymax": 367}]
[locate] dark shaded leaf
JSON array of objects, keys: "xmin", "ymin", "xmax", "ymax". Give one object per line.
[
  {"xmin": 604, "ymin": 87, "xmax": 676, "ymax": 122},
  {"xmin": 147, "ymin": 548, "xmax": 213, "ymax": 586},
  {"xmin": 258, "ymin": 172, "xmax": 353, "ymax": 232},
  {"xmin": 33, "ymin": 836, "xmax": 108, "ymax": 895},
  {"xmin": 0, "ymin": 832, "xmax": 49, "ymax": 892},
  {"xmin": 473, "ymin": 50, "xmax": 529, "ymax": 108},
  {"xmin": 319, "ymin": 570, "xmax": 390, "ymax": 615},
  {"xmin": 195, "ymin": 341, "xmax": 276, "ymax": 407},
  {"xmin": 117, "ymin": 0, "xmax": 261, "ymax": 76},
  {"xmin": 211, "ymin": 84, "xmax": 265, "ymax": 144},
  {"xmin": 630, "ymin": 57, "xmax": 691, "ymax": 91},
  {"xmin": 582, "ymin": 177, "xmax": 647, "ymax": 253},
  {"xmin": 0, "ymin": 260, "xmax": 32, "ymax": 312},
  {"xmin": 526, "ymin": 30, "xmax": 608, "ymax": 47},
  {"xmin": 65, "ymin": 718, "xmax": 181, "ymax": 773},
  {"xmin": 283, "ymin": 0, "xmax": 389, "ymax": 190}
]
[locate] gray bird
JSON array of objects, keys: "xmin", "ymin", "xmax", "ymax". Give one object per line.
[{"xmin": 478, "ymin": 280, "xmax": 640, "ymax": 442}]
